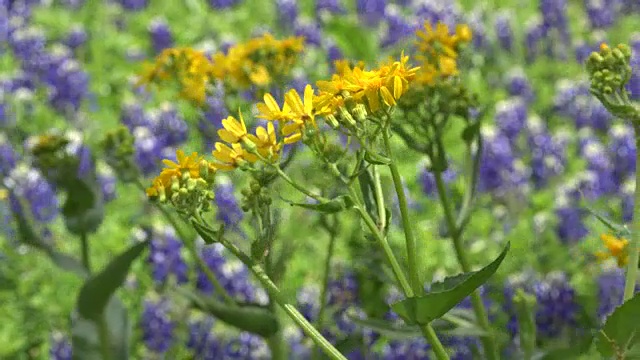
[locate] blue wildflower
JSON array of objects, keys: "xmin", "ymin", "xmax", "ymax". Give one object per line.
[
  {"xmin": 417, "ymin": 159, "xmax": 457, "ymax": 197},
  {"xmin": 296, "ymin": 284, "xmax": 321, "ymax": 322},
  {"xmin": 149, "ymin": 18, "xmax": 174, "ymax": 54},
  {"xmin": 187, "ymin": 317, "xmax": 222, "ymax": 360},
  {"xmin": 147, "ymin": 226, "xmax": 189, "ymax": 286},
  {"xmin": 294, "ymin": 18, "xmax": 322, "ymax": 46},
  {"xmin": 526, "ymin": 117, "xmax": 566, "ymax": 187},
  {"xmin": 275, "ymin": 0, "xmax": 298, "ymax": 27},
  {"xmin": 64, "ymin": 25, "xmax": 87, "ymax": 50},
  {"xmin": 214, "ymin": 176, "xmax": 244, "ymax": 230},
  {"xmin": 505, "ymin": 68, "xmax": 535, "ymax": 103},
  {"xmin": 495, "ymin": 97, "xmax": 528, "ymax": 144},
  {"xmin": 116, "ymin": 0, "xmax": 148, "ymax": 11},
  {"xmin": 608, "ymin": 124, "xmax": 636, "ymax": 186},
  {"xmin": 7, "ymin": 164, "xmax": 58, "ymax": 223},
  {"xmin": 494, "ymin": 10, "xmax": 514, "ymax": 51},
  {"xmin": 49, "ymin": 332, "xmax": 72, "ymax": 360},
  {"xmin": 141, "ymin": 297, "xmax": 175, "ymax": 354},
  {"xmin": 224, "ymin": 332, "xmax": 269, "ymax": 359},
  {"xmin": 97, "ymin": 163, "xmax": 117, "ymax": 203},
  {"xmin": 356, "ymin": 0, "xmax": 387, "ymax": 27}
]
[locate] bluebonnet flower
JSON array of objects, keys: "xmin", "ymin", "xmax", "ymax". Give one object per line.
[
  {"xmin": 585, "ymin": 0, "xmax": 622, "ymax": 29},
  {"xmin": 327, "ymin": 270, "xmax": 359, "ymax": 308},
  {"xmin": 417, "ymin": 159, "xmax": 457, "ymax": 197},
  {"xmin": 141, "ymin": 297, "xmax": 175, "ymax": 353},
  {"xmin": 326, "ymin": 39, "xmax": 343, "ymax": 69},
  {"xmin": 527, "ymin": 117, "xmax": 566, "ymax": 187},
  {"xmin": 214, "ymin": 176, "xmax": 244, "ymax": 230},
  {"xmin": 466, "ymin": 7, "xmax": 488, "ymax": 50},
  {"xmin": 581, "ymin": 139, "xmax": 617, "ymax": 196},
  {"xmin": 64, "ymin": 25, "xmax": 87, "ymax": 50},
  {"xmin": 224, "ymin": 332, "xmax": 269, "ymax": 359},
  {"xmin": 41, "ymin": 51, "xmax": 90, "ymax": 114},
  {"xmin": 627, "ymin": 33, "xmax": 640, "ymax": 100},
  {"xmin": 284, "ymin": 327, "xmax": 312, "ymax": 359},
  {"xmin": 573, "ymin": 96, "xmax": 612, "ymax": 132},
  {"xmin": 495, "ymin": 97, "xmax": 528, "ymax": 144},
  {"xmin": 574, "ymin": 40, "xmax": 595, "ymax": 64},
  {"xmin": 622, "ymin": 178, "xmax": 634, "ymax": 222},
  {"xmin": 505, "ymin": 68, "xmax": 535, "ymax": 103},
  {"xmin": 187, "ymin": 317, "xmax": 222, "ymax": 360},
  {"xmin": 524, "ymin": 17, "xmax": 545, "ymax": 62},
  {"xmin": 197, "ymin": 242, "xmax": 262, "ymax": 302},
  {"xmin": 554, "ymin": 182, "xmax": 588, "ymax": 244},
  {"xmin": 608, "ymin": 124, "xmax": 636, "ymax": 186},
  {"xmin": 381, "ymin": 5, "xmax": 416, "ymax": 48},
  {"xmin": 553, "ymin": 79, "xmax": 591, "ymax": 119},
  {"xmin": 199, "ymin": 87, "xmax": 229, "ymax": 148},
  {"xmin": 494, "ymin": 10, "xmax": 514, "ymax": 52},
  {"xmin": 9, "ymin": 26, "xmax": 46, "ymax": 64},
  {"xmin": 316, "ymin": 0, "xmax": 345, "ymax": 20},
  {"xmin": 6, "ymin": 164, "xmax": 58, "ymax": 223},
  {"xmin": 382, "ymin": 338, "xmax": 430, "ymax": 359},
  {"xmin": 294, "ymin": 18, "xmax": 323, "ymax": 47},
  {"xmin": 504, "ymin": 272, "xmax": 579, "ymax": 340},
  {"xmin": 132, "ymin": 126, "xmax": 163, "ymax": 176},
  {"xmin": 207, "ymin": 0, "xmax": 242, "ymax": 9},
  {"xmin": 49, "ymin": 332, "xmax": 72, "ymax": 360},
  {"xmin": 538, "ymin": 0, "xmax": 571, "ymax": 54},
  {"xmin": 147, "ymin": 226, "xmax": 189, "ymax": 286},
  {"xmin": 356, "ymin": 0, "xmax": 387, "ymax": 27},
  {"xmin": 153, "ymin": 103, "xmax": 189, "ymax": 147},
  {"xmin": 149, "ymin": 18, "xmax": 174, "ymax": 54},
  {"xmin": 0, "ymin": 134, "xmax": 18, "ymax": 176},
  {"xmin": 478, "ymin": 127, "xmax": 526, "ymax": 194},
  {"xmin": 414, "ymin": 1, "xmax": 463, "ymax": 28},
  {"xmin": 96, "ymin": 163, "xmax": 117, "ymax": 202},
  {"xmin": 275, "ymin": 0, "xmax": 298, "ymax": 27},
  {"xmin": 296, "ymin": 284, "xmax": 321, "ymax": 322},
  {"xmin": 597, "ymin": 269, "xmax": 625, "ymax": 323},
  {"xmin": 121, "ymin": 101, "xmax": 151, "ymax": 130},
  {"xmin": 116, "ymin": 0, "xmax": 148, "ymax": 11}
]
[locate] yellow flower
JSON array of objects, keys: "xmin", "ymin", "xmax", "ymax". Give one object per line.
[
  {"xmin": 256, "ymin": 93, "xmax": 293, "ymax": 121},
  {"xmin": 212, "ymin": 142, "xmax": 258, "ymax": 170},
  {"xmin": 247, "ymin": 122, "xmax": 282, "ymax": 160},
  {"xmin": 146, "ymin": 149, "xmax": 207, "ymax": 198},
  {"xmin": 280, "ymin": 85, "xmax": 318, "ymax": 143},
  {"xmin": 595, "ymin": 233, "xmax": 630, "ymax": 267},
  {"xmin": 218, "ymin": 113, "xmax": 248, "ymax": 144},
  {"xmin": 0, "ymin": 188, "xmax": 7, "ymax": 201}
]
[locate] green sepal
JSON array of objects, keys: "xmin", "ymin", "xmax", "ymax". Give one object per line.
[
  {"xmin": 180, "ymin": 288, "xmax": 280, "ymax": 337},
  {"xmin": 595, "ymin": 293, "xmax": 640, "ymax": 358},
  {"xmin": 391, "ymin": 242, "xmax": 510, "ymax": 324},
  {"xmin": 77, "ymin": 240, "xmax": 149, "ymax": 321}
]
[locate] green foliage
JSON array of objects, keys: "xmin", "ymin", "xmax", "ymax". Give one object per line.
[
  {"xmin": 179, "ymin": 289, "xmax": 280, "ymax": 337},
  {"xmin": 596, "ymin": 293, "xmax": 640, "ymax": 358},
  {"xmin": 391, "ymin": 242, "xmax": 510, "ymax": 325}
]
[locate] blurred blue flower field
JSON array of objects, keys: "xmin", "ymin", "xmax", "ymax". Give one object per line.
[{"xmin": 2, "ymin": 0, "xmax": 640, "ymax": 359}]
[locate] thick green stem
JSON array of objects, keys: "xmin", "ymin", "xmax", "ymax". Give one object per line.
[
  {"xmin": 347, "ymin": 185, "xmax": 449, "ymax": 360},
  {"xmin": 80, "ymin": 232, "xmax": 91, "ymax": 273},
  {"xmin": 623, "ymin": 125, "xmax": 640, "ymax": 300},
  {"xmin": 313, "ymin": 217, "xmax": 339, "ymax": 360},
  {"xmin": 383, "ymin": 129, "xmax": 422, "ymax": 296},
  {"xmin": 193, "ymin": 223, "xmax": 346, "ymax": 360},
  {"xmin": 98, "ymin": 315, "xmax": 111, "ymax": 360},
  {"xmin": 372, "ymin": 166, "xmax": 387, "ymax": 231},
  {"xmin": 434, "ymin": 171, "xmax": 498, "ymax": 360},
  {"xmin": 267, "ymin": 331, "xmax": 287, "ymax": 360}
]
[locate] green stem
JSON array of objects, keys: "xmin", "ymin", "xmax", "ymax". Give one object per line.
[
  {"xmin": 371, "ymin": 166, "xmax": 387, "ymax": 231},
  {"xmin": 382, "ymin": 128, "xmax": 422, "ymax": 296},
  {"xmin": 348, "ymin": 185, "xmax": 413, "ymax": 297},
  {"xmin": 98, "ymin": 315, "xmax": 111, "ymax": 360},
  {"xmin": 313, "ymin": 217, "xmax": 339, "ymax": 360},
  {"xmin": 80, "ymin": 232, "xmax": 91, "ymax": 273},
  {"xmin": 137, "ymin": 181, "xmax": 237, "ymax": 305},
  {"xmin": 433, "ymin": 171, "xmax": 498, "ymax": 360},
  {"xmin": 267, "ymin": 161, "xmax": 323, "ymax": 200},
  {"xmin": 267, "ymin": 332, "xmax": 287, "ymax": 360},
  {"xmin": 623, "ymin": 124, "xmax": 640, "ymax": 300},
  {"xmin": 193, "ymin": 223, "xmax": 346, "ymax": 360},
  {"xmin": 420, "ymin": 324, "xmax": 450, "ymax": 360}
]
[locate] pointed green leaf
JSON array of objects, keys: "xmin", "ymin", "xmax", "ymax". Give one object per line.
[
  {"xmin": 72, "ymin": 297, "xmax": 131, "ymax": 360},
  {"xmin": 180, "ymin": 289, "xmax": 280, "ymax": 337},
  {"xmin": 596, "ymin": 293, "xmax": 640, "ymax": 358},
  {"xmin": 391, "ymin": 242, "xmax": 510, "ymax": 325},
  {"xmin": 77, "ymin": 240, "xmax": 149, "ymax": 321},
  {"xmin": 62, "ymin": 177, "xmax": 104, "ymax": 235},
  {"xmin": 358, "ymin": 169, "xmax": 378, "ymax": 218}
]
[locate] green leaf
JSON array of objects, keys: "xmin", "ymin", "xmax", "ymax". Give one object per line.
[
  {"xmin": 364, "ymin": 151, "xmax": 391, "ymax": 165},
  {"xmin": 596, "ymin": 293, "xmax": 640, "ymax": 358},
  {"xmin": 583, "ymin": 204, "xmax": 629, "ymax": 237},
  {"xmin": 180, "ymin": 289, "xmax": 280, "ymax": 337},
  {"xmin": 72, "ymin": 297, "xmax": 131, "ymax": 360},
  {"xmin": 285, "ymin": 195, "xmax": 354, "ymax": 214},
  {"xmin": 62, "ymin": 177, "xmax": 104, "ymax": 235},
  {"xmin": 77, "ymin": 240, "xmax": 149, "ymax": 321},
  {"xmin": 391, "ymin": 242, "xmax": 510, "ymax": 325},
  {"xmin": 358, "ymin": 169, "xmax": 377, "ymax": 218},
  {"xmin": 323, "ymin": 19, "xmax": 378, "ymax": 63}
]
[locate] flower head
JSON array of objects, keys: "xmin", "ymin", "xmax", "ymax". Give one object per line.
[
  {"xmin": 217, "ymin": 113, "xmax": 248, "ymax": 144},
  {"xmin": 596, "ymin": 233, "xmax": 630, "ymax": 267}
]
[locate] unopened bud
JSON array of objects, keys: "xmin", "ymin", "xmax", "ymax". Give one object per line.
[{"xmin": 352, "ymin": 104, "xmax": 368, "ymax": 122}]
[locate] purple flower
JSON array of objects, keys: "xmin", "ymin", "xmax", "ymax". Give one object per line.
[
  {"xmin": 627, "ymin": 33, "xmax": 640, "ymax": 100},
  {"xmin": 116, "ymin": 0, "xmax": 148, "ymax": 11},
  {"xmin": 608, "ymin": 124, "xmax": 636, "ymax": 186},
  {"xmin": 585, "ymin": 0, "xmax": 622, "ymax": 29},
  {"xmin": 478, "ymin": 128, "xmax": 526, "ymax": 194},
  {"xmin": 524, "ymin": 17, "xmax": 544, "ymax": 62},
  {"xmin": 494, "ymin": 11, "xmax": 514, "ymax": 51},
  {"xmin": 141, "ymin": 298, "xmax": 175, "ymax": 353},
  {"xmin": 316, "ymin": 0, "xmax": 345, "ymax": 19},
  {"xmin": 505, "ymin": 68, "xmax": 535, "ymax": 103},
  {"xmin": 417, "ymin": 160, "xmax": 457, "ymax": 197},
  {"xmin": 64, "ymin": 25, "xmax": 87, "ymax": 50},
  {"xmin": 622, "ymin": 178, "xmax": 634, "ymax": 222},
  {"xmin": 296, "ymin": 284, "xmax": 321, "ymax": 322},
  {"xmin": 207, "ymin": 0, "xmax": 242, "ymax": 9},
  {"xmin": 581, "ymin": 139, "xmax": 617, "ymax": 196},
  {"xmin": 495, "ymin": 97, "xmax": 528, "ymax": 143},
  {"xmin": 381, "ymin": 5, "xmax": 417, "ymax": 48},
  {"xmin": 133, "ymin": 126, "xmax": 163, "ymax": 176},
  {"xmin": 147, "ymin": 226, "xmax": 189, "ymax": 286},
  {"xmin": 554, "ymin": 184, "xmax": 588, "ymax": 244},
  {"xmin": 149, "ymin": 18, "xmax": 174, "ymax": 54},
  {"xmin": 49, "ymin": 332, "xmax": 72, "ymax": 360},
  {"xmin": 327, "ymin": 270, "xmax": 359, "ymax": 308},
  {"xmin": 97, "ymin": 164, "xmax": 117, "ymax": 202},
  {"xmin": 0, "ymin": 134, "xmax": 18, "ymax": 176},
  {"xmin": 214, "ymin": 177, "xmax": 244, "ymax": 229},
  {"xmin": 294, "ymin": 18, "xmax": 322, "ymax": 46},
  {"xmin": 187, "ymin": 317, "xmax": 222, "ymax": 360},
  {"xmin": 153, "ymin": 103, "xmax": 189, "ymax": 147},
  {"xmin": 7, "ymin": 164, "xmax": 58, "ymax": 223},
  {"xmin": 527, "ymin": 117, "xmax": 566, "ymax": 187},
  {"xmin": 199, "ymin": 87, "xmax": 229, "ymax": 149},
  {"xmin": 326, "ymin": 40, "xmax": 343, "ymax": 69},
  {"xmin": 224, "ymin": 332, "xmax": 269, "ymax": 359},
  {"xmin": 276, "ymin": 0, "xmax": 298, "ymax": 26},
  {"xmin": 356, "ymin": 0, "xmax": 387, "ymax": 27}
]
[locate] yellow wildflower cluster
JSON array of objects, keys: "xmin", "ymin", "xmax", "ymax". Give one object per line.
[
  {"xmin": 212, "ymin": 111, "xmax": 282, "ymax": 170},
  {"xmin": 314, "ymin": 53, "xmax": 420, "ymax": 116},
  {"xmin": 210, "ymin": 34, "xmax": 305, "ymax": 89},
  {"xmin": 595, "ymin": 233, "xmax": 630, "ymax": 267},
  {"xmin": 139, "ymin": 48, "xmax": 214, "ymax": 105},
  {"xmin": 146, "ymin": 150, "xmax": 215, "ymax": 200},
  {"xmin": 414, "ymin": 22, "xmax": 472, "ymax": 85}
]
